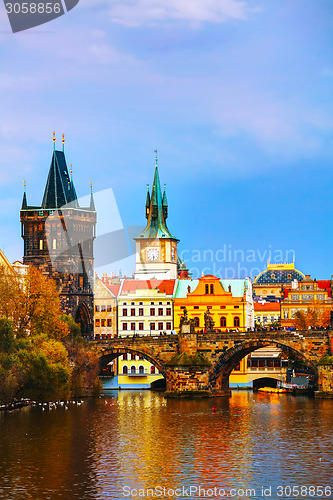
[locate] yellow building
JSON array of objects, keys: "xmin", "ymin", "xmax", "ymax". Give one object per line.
[
  {"xmin": 281, "ymin": 275, "xmax": 333, "ymax": 327},
  {"xmin": 94, "ymin": 276, "xmax": 118, "ymax": 338},
  {"xmin": 173, "ymin": 275, "xmax": 254, "ymax": 332},
  {"xmin": 116, "ymin": 354, "xmax": 164, "ymax": 389}
]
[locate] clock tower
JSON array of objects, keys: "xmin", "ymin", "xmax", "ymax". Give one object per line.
[{"xmin": 134, "ymin": 157, "xmax": 179, "ymax": 280}]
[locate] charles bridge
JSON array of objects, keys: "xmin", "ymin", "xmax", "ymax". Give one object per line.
[{"xmin": 93, "ymin": 329, "xmax": 333, "ymax": 397}]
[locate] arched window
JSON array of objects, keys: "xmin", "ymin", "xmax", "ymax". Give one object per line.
[
  {"xmin": 139, "ymin": 365, "xmax": 144, "ymax": 374},
  {"xmin": 205, "ymin": 284, "xmax": 209, "ymax": 294},
  {"xmin": 130, "ymin": 366, "xmax": 136, "ymax": 374},
  {"xmin": 150, "ymin": 366, "xmax": 156, "ymax": 374},
  {"xmin": 220, "ymin": 316, "xmax": 226, "ymax": 327},
  {"xmin": 234, "ymin": 316, "xmax": 240, "ymax": 327},
  {"xmin": 210, "ymin": 284, "xmax": 214, "ymax": 294},
  {"xmin": 194, "ymin": 317, "xmax": 199, "ymax": 327},
  {"xmin": 123, "ymin": 365, "xmax": 128, "ymax": 374}
]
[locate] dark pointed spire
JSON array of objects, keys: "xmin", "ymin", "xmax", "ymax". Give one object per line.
[
  {"xmin": 89, "ymin": 182, "xmax": 95, "ymax": 211},
  {"xmin": 145, "ymin": 184, "xmax": 150, "ymax": 219},
  {"xmin": 41, "ymin": 139, "xmax": 79, "ymax": 209},
  {"xmin": 162, "ymin": 183, "xmax": 168, "ymax": 220},
  {"xmin": 22, "ymin": 180, "xmax": 27, "ymax": 209}
]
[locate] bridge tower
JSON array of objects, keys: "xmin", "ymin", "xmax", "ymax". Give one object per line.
[
  {"xmin": 20, "ymin": 134, "xmax": 96, "ymax": 334},
  {"xmin": 134, "ymin": 154, "xmax": 179, "ymax": 280}
]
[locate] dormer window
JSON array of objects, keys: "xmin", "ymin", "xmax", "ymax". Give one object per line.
[
  {"xmin": 271, "ymin": 274, "xmax": 276, "ymax": 280},
  {"xmin": 287, "ymin": 274, "xmax": 291, "ymax": 279}
]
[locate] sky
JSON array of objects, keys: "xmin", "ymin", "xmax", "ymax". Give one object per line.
[{"xmin": 0, "ymin": 0, "xmax": 333, "ymax": 280}]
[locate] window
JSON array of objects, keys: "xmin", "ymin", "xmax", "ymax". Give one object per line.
[
  {"xmin": 101, "ymin": 319, "xmax": 106, "ymax": 327},
  {"xmin": 79, "ymin": 276, "xmax": 83, "ymax": 288},
  {"xmin": 139, "ymin": 308, "xmax": 144, "ymax": 316},
  {"xmin": 131, "ymin": 308, "xmax": 135, "ymax": 316},
  {"xmin": 122, "ymin": 354, "xmax": 128, "ymax": 360},
  {"xmin": 205, "ymin": 284, "xmax": 209, "ymax": 294},
  {"xmin": 220, "ymin": 306, "xmax": 226, "ymax": 309},
  {"xmin": 131, "ymin": 302, "xmax": 135, "ymax": 305},
  {"xmin": 139, "ymin": 365, "xmax": 144, "ymax": 374},
  {"xmin": 101, "ymin": 305, "xmax": 106, "ymax": 312},
  {"xmin": 271, "ymin": 274, "xmax": 276, "ymax": 280},
  {"xmin": 166, "ymin": 302, "xmax": 170, "ymax": 305},
  {"xmin": 95, "ymin": 305, "xmax": 100, "ymax": 312},
  {"xmin": 131, "ymin": 353, "xmax": 136, "ymax": 360},
  {"xmin": 158, "ymin": 308, "xmax": 163, "ymax": 316},
  {"xmin": 287, "ymin": 274, "xmax": 291, "ymax": 279},
  {"xmin": 158, "ymin": 302, "xmax": 162, "ymax": 305},
  {"xmin": 166, "ymin": 308, "xmax": 172, "ymax": 315},
  {"xmin": 107, "ymin": 305, "xmax": 112, "ymax": 312},
  {"xmin": 139, "ymin": 322, "xmax": 144, "ymax": 330},
  {"xmin": 234, "ymin": 305, "xmax": 239, "ymax": 309},
  {"xmin": 234, "ymin": 316, "xmax": 240, "ymax": 327},
  {"xmin": 95, "ymin": 319, "xmax": 100, "ymax": 327},
  {"xmin": 138, "ymin": 354, "xmax": 144, "ymax": 360},
  {"xmin": 122, "ymin": 308, "xmax": 128, "ymax": 316},
  {"xmin": 131, "ymin": 322, "xmax": 135, "ymax": 331},
  {"xmin": 150, "ymin": 323, "xmax": 155, "ymax": 331},
  {"xmin": 194, "ymin": 306, "xmax": 199, "ymax": 310},
  {"xmin": 234, "ymin": 363, "xmax": 240, "ymax": 371},
  {"xmin": 150, "ymin": 308, "xmax": 155, "ymax": 316},
  {"xmin": 158, "ymin": 322, "xmax": 163, "ymax": 330},
  {"xmin": 166, "ymin": 322, "xmax": 172, "ymax": 330},
  {"xmin": 130, "ymin": 366, "xmax": 136, "ymax": 374},
  {"xmin": 39, "ymin": 239, "xmax": 43, "ymax": 250},
  {"xmin": 123, "ymin": 323, "xmax": 128, "ymax": 330},
  {"xmin": 220, "ymin": 317, "xmax": 226, "ymax": 327},
  {"xmin": 123, "ymin": 366, "xmax": 128, "ymax": 374},
  {"xmin": 107, "ymin": 319, "xmax": 112, "ymax": 327},
  {"xmin": 52, "ymin": 238, "xmax": 56, "ymax": 250},
  {"xmin": 150, "ymin": 302, "xmax": 155, "ymax": 305},
  {"xmin": 210, "ymin": 284, "xmax": 214, "ymax": 294},
  {"xmin": 150, "ymin": 366, "xmax": 156, "ymax": 374},
  {"xmin": 194, "ymin": 317, "xmax": 199, "ymax": 327},
  {"xmin": 139, "ymin": 302, "xmax": 143, "ymax": 305},
  {"xmin": 123, "ymin": 302, "xmax": 127, "ymax": 306}
]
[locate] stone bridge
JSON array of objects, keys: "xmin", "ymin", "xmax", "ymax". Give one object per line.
[{"xmin": 93, "ymin": 330, "xmax": 333, "ymax": 397}]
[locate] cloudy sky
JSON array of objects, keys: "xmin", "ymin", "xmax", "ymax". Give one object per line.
[{"xmin": 0, "ymin": 0, "xmax": 333, "ymax": 279}]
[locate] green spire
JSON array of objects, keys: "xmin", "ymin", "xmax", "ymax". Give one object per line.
[{"xmin": 135, "ymin": 152, "xmax": 178, "ymax": 241}]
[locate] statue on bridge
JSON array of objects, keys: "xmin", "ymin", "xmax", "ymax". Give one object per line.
[
  {"xmin": 204, "ymin": 308, "xmax": 215, "ymax": 332},
  {"xmin": 179, "ymin": 307, "xmax": 195, "ymax": 334}
]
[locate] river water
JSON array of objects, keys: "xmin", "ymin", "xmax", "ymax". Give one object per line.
[{"xmin": 0, "ymin": 391, "xmax": 332, "ymax": 500}]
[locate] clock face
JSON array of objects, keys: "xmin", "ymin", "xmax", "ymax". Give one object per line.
[{"xmin": 147, "ymin": 248, "xmax": 159, "ymax": 261}]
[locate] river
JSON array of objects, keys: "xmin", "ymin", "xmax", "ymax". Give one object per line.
[{"xmin": 0, "ymin": 391, "xmax": 332, "ymax": 499}]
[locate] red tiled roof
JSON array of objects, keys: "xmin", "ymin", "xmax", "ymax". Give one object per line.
[
  {"xmin": 121, "ymin": 279, "xmax": 176, "ymax": 295},
  {"xmin": 254, "ymin": 302, "xmax": 281, "ymax": 311},
  {"xmin": 104, "ymin": 284, "xmax": 121, "ymax": 297},
  {"xmin": 317, "ymin": 280, "xmax": 331, "ymax": 290}
]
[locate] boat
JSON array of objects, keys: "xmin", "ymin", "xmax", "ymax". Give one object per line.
[{"xmin": 258, "ymin": 387, "xmax": 288, "ymax": 394}]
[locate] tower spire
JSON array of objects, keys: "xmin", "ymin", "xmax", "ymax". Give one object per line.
[
  {"xmin": 145, "ymin": 184, "xmax": 150, "ymax": 219},
  {"xmin": 89, "ymin": 182, "xmax": 95, "ymax": 210},
  {"xmin": 53, "ymin": 131, "xmax": 56, "ymax": 151}
]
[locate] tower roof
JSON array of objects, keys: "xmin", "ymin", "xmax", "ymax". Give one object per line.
[
  {"xmin": 42, "ymin": 150, "xmax": 78, "ymax": 209},
  {"xmin": 136, "ymin": 165, "xmax": 178, "ymax": 241}
]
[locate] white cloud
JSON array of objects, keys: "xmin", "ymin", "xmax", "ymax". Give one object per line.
[{"xmin": 106, "ymin": 0, "xmax": 250, "ymax": 27}]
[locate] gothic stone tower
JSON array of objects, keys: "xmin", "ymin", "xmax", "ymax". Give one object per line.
[
  {"xmin": 20, "ymin": 137, "xmax": 96, "ymax": 335},
  {"xmin": 134, "ymin": 158, "xmax": 179, "ymax": 280}
]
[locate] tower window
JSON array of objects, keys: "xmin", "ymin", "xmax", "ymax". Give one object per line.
[
  {"xmin": 210, "ymin": 284, "xmax": 214, "ymax": 294},
  {"xmin": 205, "ymin": 284, "xmax": 209, "ymax": 294},
  {"xmin": 79, "ymin": 276, "xmax": 84, "ymax": 288},
  {"xmin": 52, "ymin": 238, "xmax": 56, "ymax": 250},
  {"xmin": 39, "ymin": 239, "xmax": 43, "ymax": 250}
]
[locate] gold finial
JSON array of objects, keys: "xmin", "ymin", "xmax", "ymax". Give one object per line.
[
  {"xmin": 53, "ymin": 131, "xmax": 56, "ymax": 150},
  {"xmin": 69, "ymin": 165, "xmax": 73, "ymax": 178},
  {"xmin": 154, "ymin": 149, "xmax": 158, "ymax": 167},
  {"xmin": 23, "ymin": 180, "xmax": 26, "ymax": 190},
  {"xmin": 89, "ymin": 181, "xmax": 92, "ymax": 192},
  {"xmin": 62, "ymin": 133, "xmax": 65, "ymax": 151}
]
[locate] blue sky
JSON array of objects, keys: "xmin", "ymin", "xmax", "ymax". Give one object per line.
[{"xmin": 0, "ymin": 0, "xmax": 333, "ymax": 279}]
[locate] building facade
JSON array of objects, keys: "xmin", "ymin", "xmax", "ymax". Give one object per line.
[
  {"xmin": 20, "ymin": 139, "xmax": 96, "ymax": 334},
  {"xmin": 118, "ymin": 279, "xmax": 176, "ymax": 337},
  {"xmin": 173, "ymin": 275, "xmax": 254, "ymax": 332},
  {"xmin": 94, "ymin": 276, "xmax": 118, "ymax": 338}
]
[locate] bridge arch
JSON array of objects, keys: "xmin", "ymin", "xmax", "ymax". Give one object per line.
[
  {"xmin": 97, "ymin": 347, "xmax": 167, "ymax": 378},
  {"xmin": 209, "ymin": 338, "xmax": 318, "ymax": 393}
]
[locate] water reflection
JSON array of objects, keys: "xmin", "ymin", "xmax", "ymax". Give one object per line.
[{"xmin": 0, "ymin": 392, "xmax": 332, "ymax": 499}]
